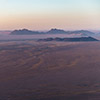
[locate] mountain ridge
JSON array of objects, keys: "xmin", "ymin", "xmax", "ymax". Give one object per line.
[
  {"xmin": 38, "ymin": 37, "xmax": 98, "ymax": 42},
  {"xmin": 10, "ymin": 28, "xmax": 95, "ymax": 36}
]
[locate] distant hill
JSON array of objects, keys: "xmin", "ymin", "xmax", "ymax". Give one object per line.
[
  {"xmin": 70, "ymin": 30, "xmax": 95, "ymax": 36},
  {"xmin": 10, "ymin": 29, "xmax": 44, "ymax": 35},
  {"xmin": 10, "ymin": 28, "xmax": 95, "ymax": 36},
  {"xmin": 47, "ymin": 28, "xmax": 68, "ymax": 34},
  {"xmin": 38, "ymin": 37, "xmax": 98, "ymax": 42}
]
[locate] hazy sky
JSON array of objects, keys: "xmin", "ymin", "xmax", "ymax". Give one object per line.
[{"xmin": 0, "ymin": 0, "xmax": 100, "ymax": 30}]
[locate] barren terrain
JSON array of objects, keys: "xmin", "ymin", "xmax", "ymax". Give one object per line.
[{"xmin": 0, "ymin": 41, "xmax": 100, "ymax": 100}]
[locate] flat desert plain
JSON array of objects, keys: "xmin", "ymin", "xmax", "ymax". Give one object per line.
[{"xmin": 0, "ymin": 41, "xmax": 100, "ymax": 100}]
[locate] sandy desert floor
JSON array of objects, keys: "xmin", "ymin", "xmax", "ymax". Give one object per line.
[{"xmin": 0, "ymin": 41, "xmax": 100, "ymax": 100}]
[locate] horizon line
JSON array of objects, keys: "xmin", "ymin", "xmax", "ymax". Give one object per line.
[{"xmin": 0, "ymin": 28, "xmax": 100, "ymax": 31}]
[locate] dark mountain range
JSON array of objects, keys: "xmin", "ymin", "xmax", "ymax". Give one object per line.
[
  {"xmin": 38, "ymin": 37, "xmax": 98, "ymax": 42},
  {"xmin": 10, "ymin": 29, "xmax": 45, "ymax": 35},
  {"xmin": 10, "ymin": 28, "xmax": 95, "ymax": 36},
  {"xmin": 10, "ymin": 28, "xmax": 68, "ymax": 35}
]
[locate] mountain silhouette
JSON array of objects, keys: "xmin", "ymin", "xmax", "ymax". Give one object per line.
[
  {"xmin": 10, "ymin": 28, "xmax": 95, "ymax": 36},
  {"xmin": 10, "ymin": 29, "xmax": 44, "ymax": 35},
  {"xmin": 47, "ymin": 28, "xmax": 68, "ymax": 34},
  {"xmin": 38, "ymin": 37, "xmax": 98, "ymax": 42}
]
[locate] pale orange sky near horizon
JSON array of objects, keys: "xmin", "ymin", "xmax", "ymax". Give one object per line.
[{"xmin": 0, "ymin": 0, "xmax": 100, "ymax": 30}]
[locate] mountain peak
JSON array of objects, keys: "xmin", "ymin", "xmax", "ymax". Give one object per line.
[{"xmin": 47, "ymin": 28, "xmax": 67, "ymax": 34}]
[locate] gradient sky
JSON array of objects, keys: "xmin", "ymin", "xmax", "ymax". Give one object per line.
[{"xmin": 0, "ymin": 0, "xmax": 100, "ymax": 30}]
